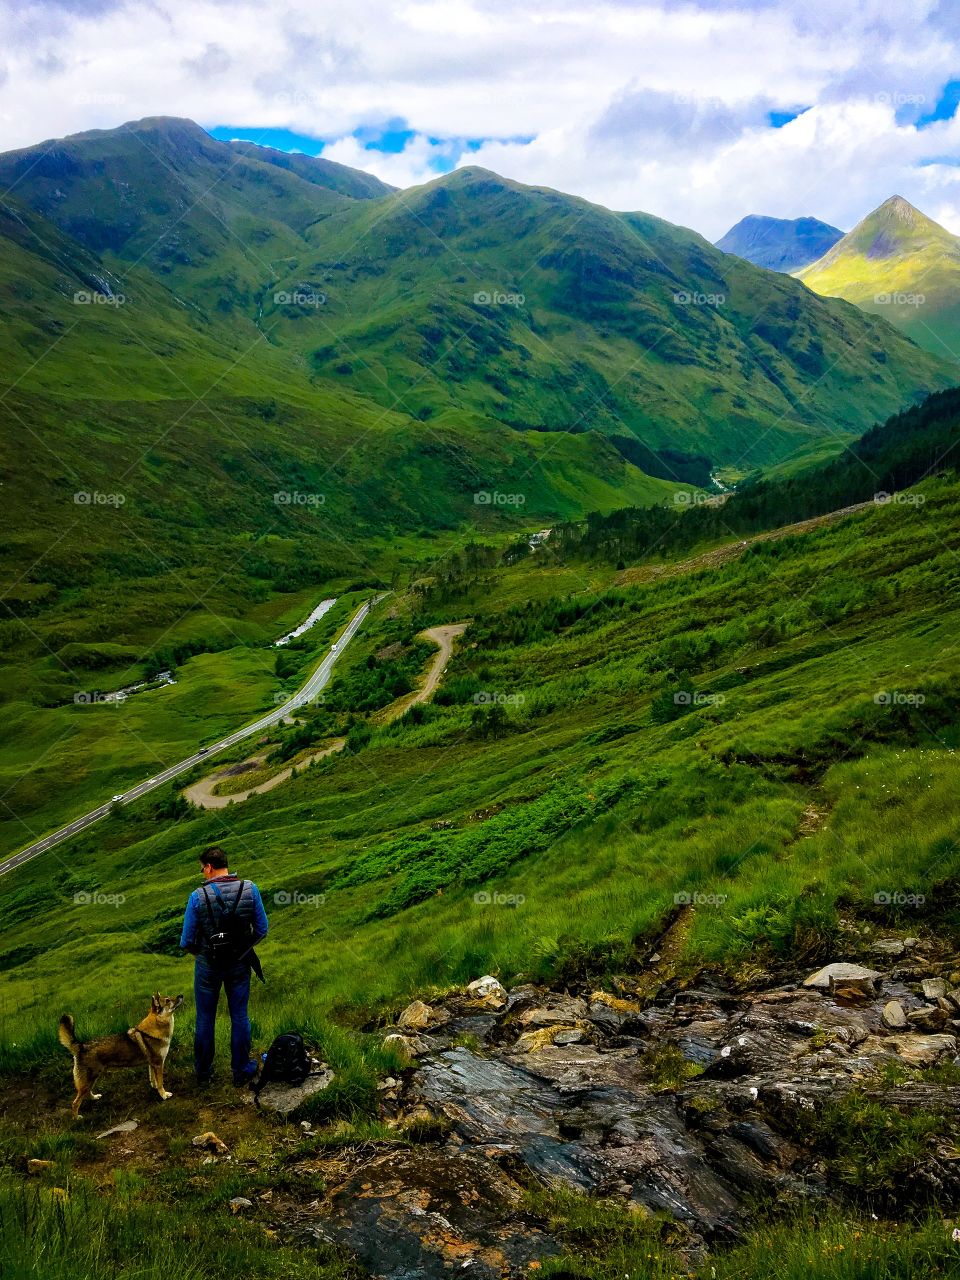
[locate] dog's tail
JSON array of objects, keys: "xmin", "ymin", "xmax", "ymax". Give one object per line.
[{"xmin": 58, "ymin": 1014, "xmax": 80, "ymax": 1055}]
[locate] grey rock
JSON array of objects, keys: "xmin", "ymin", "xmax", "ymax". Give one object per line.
[
  {"xmin": 882, "ymin": 1000, "xmax": 908, "ymax": 1030},
  {"xmin": 465, "ymin": 976, "xmax": 508, "ymax": 1008},
  {"xmin": 803, "ymin": 963, "xmax": 881, "ymax": 992},
  {"xmin": 229, "ymin": 1197, "xmax": 253, "ymax": 1213},
  {"xmin": 254, "ymin": 1066, "xmax": 335, "ymax": 1116},
  {"xmin": 519, "ymin": 996, "xmax": 588, "ymax": 1028},
  {"xmin": 922, "ymin": 979, "xmax": 947, "ymax": 1001}
]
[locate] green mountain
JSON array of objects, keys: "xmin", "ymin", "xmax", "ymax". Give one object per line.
[
  {"xmin": 796, "ymin": 196, "xmax": 960, "ymax": 362},
  {"xmin": 715, "ymin": 213, "xmax": 843, "ymax": 271},
  {"xmin": 0, "ymin": 118, "xmax": 956, "ymax": 810},
  {"xmin": 0, "ymin": 120, "xmax": 951, "ymax": 464}
]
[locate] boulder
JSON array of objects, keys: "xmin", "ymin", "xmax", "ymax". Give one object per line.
[
  {"xmin": 465, "ymin": 976, "xmax": 508, "ymax": 1008},
  {"xmin": 922, "ymin": 978, "xmax": 947, "ymax": 1001},
  {"xmin": 861, "ymin": 1033, "xmax": 957, "ymax": 1067},
  {"xmin": 907, "ymin": 1006, "xmax": 949, "ymax": 1032},
  {"xmin": 383, "ymin": 1033, "xmax": 431, "ymax": 1064},
  {"xmin": 514, "ymin": 1025, "xmax": 577, "ymax": 1054},
  {"xmin": 397, "ymin": 999, "xmax": 441, "ymax": 1031},
  {"xmin": 518, "ymin": 996, "xmax": 588, "ymax": 1028},
  {"xmin": 253, "ymin": 1066, "xmax": 335, "ymax": 1116},
  {"xmin": 803, "ymin": 963, "xmax": 881, "ymax": 993},
  {"xmin": 882, "ymin": 1000, "xmax": 908, "ymax": 1030}
]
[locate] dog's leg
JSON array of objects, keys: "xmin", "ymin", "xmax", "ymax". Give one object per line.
[{"xmin": 153, "ymin": 1057, "xmax": 173, "ymax": 1101}]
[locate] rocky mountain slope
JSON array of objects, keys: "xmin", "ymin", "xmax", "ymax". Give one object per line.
[{"xmin": 716, "ymin": 213, "xmax": 843, "ymax": 272}]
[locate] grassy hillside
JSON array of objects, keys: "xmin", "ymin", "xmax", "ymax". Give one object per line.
[
  {"xmin": 3, "ymin": 453, "xmax": 959, "ymax": 1043},
  {"xmin": 282, "ymin": 167, "xmax": 950, "ymax": 465},
  {"xmin": 797, "ymin": 196, "xmax": 960, "ymax": 362}
]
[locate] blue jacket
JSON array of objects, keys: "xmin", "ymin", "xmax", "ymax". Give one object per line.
[{"xmin": 180, "ymin": 874, "xmax": 269, "ymax": 955}]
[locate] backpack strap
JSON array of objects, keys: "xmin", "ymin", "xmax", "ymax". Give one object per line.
[
  {"xmin": 200, "ymin": 886, "xmax": 218, "ymax": 930},
  {"xmin": 211, "ymin": 879, "xmax": 245, "ymax": 921}
]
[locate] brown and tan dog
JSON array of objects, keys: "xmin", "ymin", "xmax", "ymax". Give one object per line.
[{"xmin": 58, "ymin": 993, "xmax": 184, "ymax": 1118}]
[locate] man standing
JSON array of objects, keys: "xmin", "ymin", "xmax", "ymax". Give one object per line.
[{"xmin": 179, "ymin": 846, "xmax": 268, "ymax": 1087}]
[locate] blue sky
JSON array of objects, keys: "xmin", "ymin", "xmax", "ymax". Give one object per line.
[{"xmin": 2, "ymin": 0, "xmax": 959, "ymax": 238}]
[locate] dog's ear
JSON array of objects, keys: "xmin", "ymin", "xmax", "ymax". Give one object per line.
[{"xmin": 152, "ymin": 992, "xmax": 161, "ymax": 1012}]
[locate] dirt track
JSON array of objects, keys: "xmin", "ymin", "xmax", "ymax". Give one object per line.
[
  {"xmin": 185, "ymin": 624, "xmax": 468, "ymax": 809},
  {"xmin": 615, "ymin": 501, "xmax": 874, "ymax": 586}
]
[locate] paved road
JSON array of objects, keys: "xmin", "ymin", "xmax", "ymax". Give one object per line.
[{"xmin": 0, "ymin": 594, "xmax": 385, "ymax": 878}]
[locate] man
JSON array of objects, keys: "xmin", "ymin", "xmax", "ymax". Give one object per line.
[{"xmin": 179, "ymin": 846, "xmax": 268, "ymax": 1087}]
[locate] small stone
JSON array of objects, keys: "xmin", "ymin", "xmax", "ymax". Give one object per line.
[
  {"xmin": 882, "ymin": 1000, "xmax": 908, "ymax": 1030},
  {"xmin": 229, "ymin": 1197, "xmax": 254, "ymax": 1214},
  {"xmin": 191, "ymin": 1131, "xmax": 228, "ymax": 1153},
  {"xmin": 870, "ymin": 939, "xmax": 905, "ymax": 957},
  {"xmin": 383, "ymin": 1033, "xmax": 430, "ymax": 1064},
  {"xmin": 27, "ymin": 1159, "xmax": 54, "ymax": 1174},
  {"xmin": 397, "ymin": 1000, "xmax": 436, "ymax": 1031},
  {"xmin": 465, "ymin": 976, "xmax": 508, "ymax": 1008},
  {"xmin": 300, "ymin": 1121, "xmax": 312, "ymax": 1133},
  {"xmin": 377, "ymin": 1077, "xmax": 398, "ymax": 1090},
  {"xmin": 553, "ymin": 1029, "xmax": 585, "ymax": 1046},
  {"xmin": 648, "ymin": 953, "xmax": 662, "ymax": 964},
  {"xmin": 922, "ymin": 978, "xmax": 947, "ymax": 1000}
]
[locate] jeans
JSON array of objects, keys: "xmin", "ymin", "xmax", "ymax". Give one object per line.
[{"xmin": 193, "ymin": 955, "xmax": 255, "ymax": 1083}]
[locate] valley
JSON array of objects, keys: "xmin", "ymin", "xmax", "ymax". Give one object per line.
[{"xmin": 2, "ymin": 103, "xmax": 960, "ymax": 1280}]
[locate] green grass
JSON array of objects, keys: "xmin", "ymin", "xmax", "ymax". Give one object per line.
[{"xmin": 3, "ymin": 477, "xmax": 960, "ymax": 1055}]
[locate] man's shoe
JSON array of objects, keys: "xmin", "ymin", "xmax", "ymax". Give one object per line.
[{"xmin": 196, "ymin": 1071, "xmax": 215, "ymax": 1087}]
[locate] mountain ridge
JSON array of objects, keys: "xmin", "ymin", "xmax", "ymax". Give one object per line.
[{"xmin": 715, "ymin": 213, "xmax": 844, "ymax": 272}]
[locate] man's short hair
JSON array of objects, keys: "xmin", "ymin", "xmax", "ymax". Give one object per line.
[{"xmin": 200, "ymin": 846, "xmax": 229, "ymax": 870}]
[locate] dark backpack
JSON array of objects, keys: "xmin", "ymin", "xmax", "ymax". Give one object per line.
[
  {"xmin": 201, "ymin": 880, "xmax": 251, "ymax": 967},
  {"xmin": 255, "ymin": 1032, "xmax": 311, "ymax": 1096}
]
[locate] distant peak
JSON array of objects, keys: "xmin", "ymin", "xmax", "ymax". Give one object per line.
[{"xmin": 875, "ymin": 194, "xmax": 923, "ymax": 222}]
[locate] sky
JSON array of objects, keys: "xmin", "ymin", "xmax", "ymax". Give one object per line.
[{"xmin": 1, "ymin": 0, "xmax": 959, "ymax": 240}]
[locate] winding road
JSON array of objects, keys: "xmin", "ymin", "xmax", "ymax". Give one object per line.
[
  {"xmin": 0, "ymin": 594, "xmax": 386, "ymax": 878},
  {"xmin": 184, "ymin": 622, "xmax": 469, "ymax": 810}
]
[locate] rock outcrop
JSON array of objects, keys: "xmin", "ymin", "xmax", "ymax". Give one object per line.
[{"xmin": 292, "ymin": 946, "xmax": 960, "ymax": 1278}]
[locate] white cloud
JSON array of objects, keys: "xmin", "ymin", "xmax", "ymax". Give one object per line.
[{"xmin": 0, "ymin": 0, "xmax": 957, "ymax": 238}]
